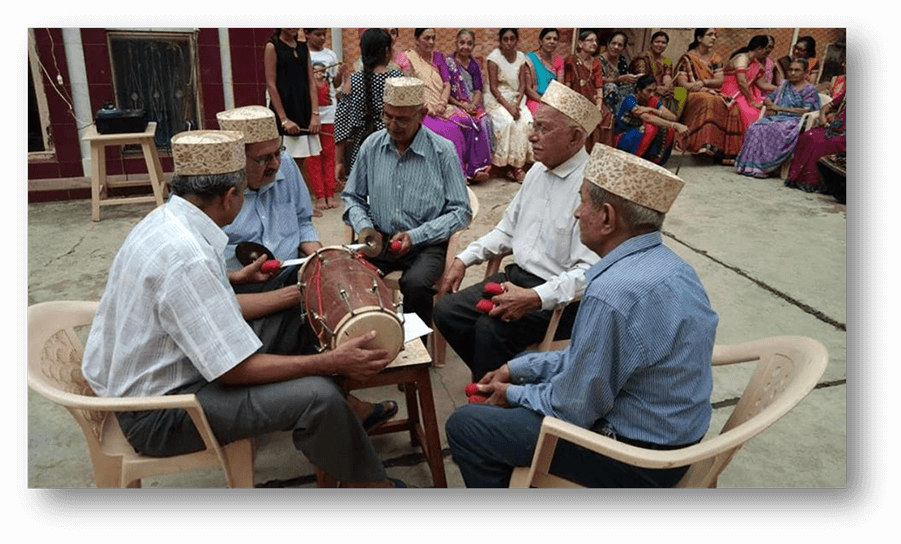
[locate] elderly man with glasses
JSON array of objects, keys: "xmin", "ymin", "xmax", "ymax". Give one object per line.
[
  {"xmin": 433, "ymin": 81, "xmax": 602, "ymax": 382},
  {"xmin": 342, "ymin": 77, "xmax": 472, "ymax": 328},
  {"xmin": 218, "ymin": 105, "xmax": 397, "ymax": 432}
]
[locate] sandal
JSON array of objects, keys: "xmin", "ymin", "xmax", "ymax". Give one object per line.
[{"xmin": 363, "ymin": 400, "xmax": 398, "ymax": 432}]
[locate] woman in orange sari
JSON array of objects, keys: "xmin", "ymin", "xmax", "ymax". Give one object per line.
[
  {"xmin": 630, "ymin": 31, "xmax": 679, "ymax": 116},
  {"xmin": 563, "ymin": 30, "xmax": 613, "ymax": 150},
  {"xmin": 674, "ymin": 28, "xmax": 726, "ymax": 157},
  {"xmin": 719, "ymin": 35, "xmax": 771, "ymax": 164}
]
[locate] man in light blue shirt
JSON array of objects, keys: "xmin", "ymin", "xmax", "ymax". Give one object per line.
[
  {"xmin": 342, "ymin": 77, "xmax": 471, "ymax": 326},
  {"xmin": 446, "ymin": 144, "xmax": 719, "ymax": 488}
]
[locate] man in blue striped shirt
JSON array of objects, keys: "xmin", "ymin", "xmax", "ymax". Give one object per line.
[
  {"xmin": 342, "ymin": 77, "xmax": 471, "ymax": 326},
  {"xmin": 446, "ymin": 144, "xmax": 719, "ymax": 487}
]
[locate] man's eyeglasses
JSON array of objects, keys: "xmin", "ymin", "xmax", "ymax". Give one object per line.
[
  {"xmin": 249, "ymin": 146, "xmax": 286, "ymax": 167},
  {"xmin": 380, "ymin": 111, "xmax": 416, "ymax": 129}
]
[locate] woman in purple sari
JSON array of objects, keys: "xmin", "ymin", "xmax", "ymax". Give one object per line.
[
  {"xmin": 735, "ymin": 59, "xmax": 820, "ymax": 178},
  {"xmin": 396, "ymin": 28, "xmax": 492, "ymax": 183}
]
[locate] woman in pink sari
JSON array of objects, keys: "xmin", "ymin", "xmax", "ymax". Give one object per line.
[
  {"xmin": 720, "ymin": 35, "xmax": 771, "ymax": 164},
  {"xmin": 396, "ymin": 28, "xmax": 492, "ymax": 183}
]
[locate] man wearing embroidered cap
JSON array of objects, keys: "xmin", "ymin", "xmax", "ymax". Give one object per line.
[
  {"xmin": 83, "ymin": 130, "xmax": 407, "ymax": 487},
  {"xmin": 218, "ymin": 104, "xmax": 398, "ymax": 433},
  {"xmin": 342, "ymin": 76, "xmax": 472, "ymax": 327},
  {"xmin": 446, "ymin": 144, "xmax": 719, "ymax": 488},
  {"xmin": 433, "ymin": 80, "xmax": 602, "ymax": 381}
]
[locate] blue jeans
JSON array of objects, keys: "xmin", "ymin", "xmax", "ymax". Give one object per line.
[{"xmin": 446, "ymin": 404, "xmax": 690, "ymax": 488}]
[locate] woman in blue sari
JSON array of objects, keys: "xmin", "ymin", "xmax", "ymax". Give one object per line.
[
  {"xmin": 614, "ymin": 75, "xmax": 689, "ymax": 165},
  {"xmin": 735, "ymin": 59, "xmax": 820, "ymax": 178}
]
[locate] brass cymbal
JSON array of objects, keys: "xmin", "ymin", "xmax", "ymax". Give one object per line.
[{"xmin": 235, "ymin": 241, "xmax": 274, "ymax": 266}]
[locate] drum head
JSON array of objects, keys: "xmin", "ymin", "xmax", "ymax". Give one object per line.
[{"xmin": 335, "ymin": 310, "xmax": 404, "ymax": 362}]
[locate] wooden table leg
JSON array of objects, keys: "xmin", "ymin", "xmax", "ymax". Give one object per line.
[
  {"xmin": 414, "ymin": 367, "xmax": 447, "ymax": 488},
  {"xmin": 90, "ymin": 143, "xmax": 104, "ymax": 221},
  {"xmin": 141, "ymin": 139, "xmax": 167, "ymax": 206}
]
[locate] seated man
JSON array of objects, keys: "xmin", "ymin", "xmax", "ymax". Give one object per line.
[
  {"xmin": 82, "ymin": 130, "xmax": 405, "ymax": 487},
  {"xmin": 218, "ymin": 105, "xmax": 396, "ymax": 429},
  {"xmin": 342, "ymin": 77, "xmax": 472, "ymax": 327},
  {"xmin": 446, "ymin": 144, "xmax": 719, "ymax": 488},
  {"xmin": 433, "ymin": 81, "xmax": 602, "ymax": 381}
]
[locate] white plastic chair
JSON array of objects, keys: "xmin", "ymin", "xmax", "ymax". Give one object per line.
[
  {"xmin": 509, "ymin": 336, "xmax": 828, "ymax": 488},
  {"xmin": 28, "ymin": 300, "xmax": 255, "ymax": 488}
]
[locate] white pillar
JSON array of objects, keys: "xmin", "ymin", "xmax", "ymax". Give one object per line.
[
  {"xmin": 331, "ymin": 28, "xmax": 343, "ymax": 61},
  {"xmin": 219, "ymin": 28, "xmax": 235, "ymax": 111},
  {"xmin": 61, "ymin": 28, "xmax": 92, "ymax": 177}
]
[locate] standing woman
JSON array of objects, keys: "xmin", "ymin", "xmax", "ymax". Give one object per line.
[
  {"xmin": 444, "ymin": 28, "xmax": 493, "ymax": 182},
  {"xmin": 264, "ymin": 28, "xmax": 321, "ymax": 168},
  {"xmin": 719, "ymin": 35, "xmax": 771, "ymax": 165},
  {"xmin": 630, "ymin": 31, "xmax": 680, "ymax": 116},
  {"xmin": 483, "ymin": 28, "xmax": 533, "ymax": 182},
  {"xmin": 524, "ymin": 28, "xmax": 565, "ymax": 115},
  {"xmin": 614, "ymin": 74, "xmax": 689, "ymax": 166},
  {"xmin": 735, "ymin": 59, "xmax": 820, "ymax": 178},
  {"xmin": 674, "ymin": 28, "xmax": 726, "ymax": 157},
  {"xmin": 334, "ymin": 28, "xmax": 403, "ymax": 181},
  {"xmin": 563, "ymin": 30, "xmax": 612, "ymax": 150},
  {"xmin": 396, "ymin": 28, "xmax": 491, "ymax": 183},
  {"xmin": 775, "ymin": 36, "xmax": 819, "ymax": 85},
  {"xmin": 599, "ymin": 31, "xmax": 638, "ymax": 115}
]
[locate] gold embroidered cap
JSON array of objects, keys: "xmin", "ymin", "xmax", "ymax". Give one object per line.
[
  {"xmin": 540, "ymin": 80, "xmax": 603, "ymax": 134},
  {"xmin": 383, "ymin": 77, "xmax": 425, "ymax": 106},
  {"xmin": 216, "ymin": 105, "xmax": 280, "ymax": 144},
  {"xmin": 171, "ymin": 130, "xmax": 246, "ymax": 176},
  {"xmin": 583, "ymin": 144, "xmax": 684, "ymax": 213}
]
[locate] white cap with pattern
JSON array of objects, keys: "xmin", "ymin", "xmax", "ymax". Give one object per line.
[
  {"xmin": 540, "ymin": 80, "xmax": 603, "ymax": 134},
  {"xmin": 171, "ymin": 130, "xmax": 246, "ymax": 176},
  {"xmin": 383, "ymin": 77, "xmax": 425, "ymax": 106},
  {"xmin": 216, "ymin": 105, "xmax": 279, "ymax": 144},
  {"xmin": 583, "ymin": 144, "xmax": 684, "ymax": 213}
]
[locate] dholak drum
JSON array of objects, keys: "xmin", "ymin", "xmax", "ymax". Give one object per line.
[{"xmin": 298, "ymin": 246, "xmax": 404, "ymax": 360}]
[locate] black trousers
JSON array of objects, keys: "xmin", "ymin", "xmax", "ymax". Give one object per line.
[
  {"xmin": 367, "ymin": 240, "xmax": 448, "ymax": 327},
  {"xmin": 433, "ymin": 263, "xmax": 580, "ymax": 381}
]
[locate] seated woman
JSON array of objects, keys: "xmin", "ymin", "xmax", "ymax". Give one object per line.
[
  {"xmin": 483, "ymin": 28, "xmax": 533, "ymax": 182},
  {"xmin": 720, "ymin": 35, "xmax": 772, "ymax": 165},
  {"xmin": 785, "ymin": 89, "xmax": 846, "ymax": 193},
  {"xmin": 396, "ymin": 28, "xmax": 492, "ymax": 183},
  {"xmin": 614, "ymin": 74, "xmax": 689, "ymax": 166},
  {"xmin": 334, "ymin": 28, "xmax": 403, "ymax": 181},
  {"xmin": 524, "ymin": 28, "xmax": 565, "ymax": 115},
  {"xmin": 443, "ymin": 28, "xmax": 493, "ymax": 182},
  {"xmin": 735, "ymin": 59, "xmax": 821, "ymax": 178},
  {"xmin": 674, "ymin": 28, "xmax": 726, "ymax": 157},
  {"xmin": 563, "ymin": 30, "xmax": 613, "ymax": 150},
  {"xmin": 775, "ymin": 36, "xmax": 820, "ymax": 86},
  {"xmin": 629, "ymin": 30, "xmax": 680, "ymax": 116},
  {"xmin": 599, "ymin": 30, "xmax": 638, "ymax": 115}
]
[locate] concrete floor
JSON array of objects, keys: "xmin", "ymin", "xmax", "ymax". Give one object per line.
[{"xmin": 26, "ymin": 155, "xmax": 846, "ymax": 489}]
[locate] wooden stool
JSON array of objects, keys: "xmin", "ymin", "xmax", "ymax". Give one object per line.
[
  {"xmin": 316, "ymin": 338, "xmax": 448, "ymax": 488},
  {"xmin": 81, "ymin": 122, "xmax": 167, "ymax": 221}
]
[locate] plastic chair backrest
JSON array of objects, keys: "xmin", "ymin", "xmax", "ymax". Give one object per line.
[{"xmin": 675, "ymin": 336, "xmax": 828, "ymax": 487}]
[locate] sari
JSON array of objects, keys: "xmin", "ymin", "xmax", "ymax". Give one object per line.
[
  {"xmin": 674, "ymin": 50, "xmax": 728, "ymax": 155},
  {"xmin": 483, "ymin": 48, "xmax": 534, "ymax": 168},
  {"xmin": 397, "ymin": 49, "xmax": 491, "ymax": 179},
  {"xmin": 786, "ymin": 91, "xmax": 846, "ymax": 190},
  {"xmin": 720, "ymin": 58, "xmax": 766, "ymax": 157},
  {"xmin": 630, "ymin": 50, "xmax": 680, "ymax": 114},
  {"xmin": 735, "ymin": 81, "xmax": 821, "ymax": 177},
  {"xmin": 443, "ymin": 53, "xmax": 493, "ymax": 176},
  {"xmin": 599, "ymin": 53, "xmax": 635, "ymax": 117},
  {"xmin": 525, "ymin": 51, "xmax": 564, "ymax": 115},
  {"xmin": 614, "ymin": 94, "xmax": 676, "ymax": 165},
  {"xmin": 563, "ymin": 54, "xmax": 613, "ymax": 149}
]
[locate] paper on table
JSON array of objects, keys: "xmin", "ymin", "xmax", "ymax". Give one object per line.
[{"xmin": 402, "ymin": 312, "xmax": 432, "ymax": 343}]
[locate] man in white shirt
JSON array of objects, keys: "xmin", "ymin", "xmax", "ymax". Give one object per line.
[
  {"xmin": 433, "ymin": 81, "xmax": 602, "ymax": 381},
  {"xmin": 82, "ymin": 130, "xmax": 405, "ymax": 487}
]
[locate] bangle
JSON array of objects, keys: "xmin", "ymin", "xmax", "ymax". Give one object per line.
[
  {"xmin": 311, "ymin": 111, "xmax": 320, "ymax": 116},
  {"xmin": 281, "ymin": 119, "xmax": 288, "ymax": 127}
]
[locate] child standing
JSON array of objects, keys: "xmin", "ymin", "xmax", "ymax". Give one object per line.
[{"xmin": 306, "ymin": 28, "xmax": 344, "ymax": 209}]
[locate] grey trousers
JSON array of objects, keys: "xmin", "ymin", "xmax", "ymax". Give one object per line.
[{"xmin": 116, "ymin": 376, "xmax": 387, "ymax": 483}]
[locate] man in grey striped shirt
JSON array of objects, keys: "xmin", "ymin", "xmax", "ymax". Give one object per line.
[
  {"xmin": 342, "ymin": 77, "xmax": 471, "ymax": 327},
  {"xmin": 446, "ymin": 145, "xmax": 719, "ymax": 488}
]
